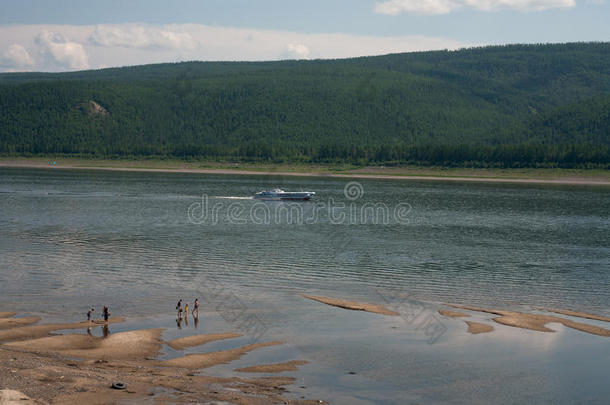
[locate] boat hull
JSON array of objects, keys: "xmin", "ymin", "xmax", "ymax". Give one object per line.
[
  {"xmin": 253, "ymin": 195, "xmax": 312, "ymax": 201},
  {"xmin": 253, "ymin": 190, "xmax": 315, "ymax": 201}
]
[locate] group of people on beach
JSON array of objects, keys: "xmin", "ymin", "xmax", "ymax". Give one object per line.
[
  {"xmin": 86, "ymin": 306, "xmax": 110, "ymax": 323},
  {"xmin": 84, "ymin": 300, "xmax": 200, "ymax": 332},
  {"xmin": 85, "ymin": 306, "xmax": 111, "ymax": 337},
  {"xmin": 176, "ymin": 298, "xmax": 199, "ymax": 318},
  {"xmin": 176, "ymin": 299, "xmax": 199, "ymax": 329}
]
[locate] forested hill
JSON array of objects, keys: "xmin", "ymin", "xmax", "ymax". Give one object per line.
[{"xmin": 1, "ymin": 42, "xmax": 609, "ymax": 168}]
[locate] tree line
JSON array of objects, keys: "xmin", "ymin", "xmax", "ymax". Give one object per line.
[{"xmin": 1, "ymin": 42, "xmax": 608, "ymax": 168}]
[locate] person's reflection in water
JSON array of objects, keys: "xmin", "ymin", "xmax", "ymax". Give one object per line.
[
  {"xmin": 176, "ymin": 316, "xmax": 182, "ymax": 329},
  {"xmin": 87, "ymin": 327, "xmax": 93, "ymax": 336},
  {"xmin": 184, "ymin": 314, "xmax": 189, "ymax": 327},
  {"xmin": 194, "ymin": 315, "xmax": 199, "ymax": 329},
  {"xmin": 102, "ymin": 324, "xmax": 109, "ymax": 338}
]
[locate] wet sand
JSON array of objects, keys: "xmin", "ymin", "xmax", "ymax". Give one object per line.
[
  {"xmin": 160, "ymin": 341, "xmax": 284, "ymax": 369},
  {"xmin": 0, "ymin": 312, "xmax": 17, "ymax": 318},
  {"xmin": 6, "ymin": 329, "xmax": 164, "ymax": 360},
  {"xmin": 449, "ymin": 304, "xmax": 610, "ymax": 337},
  {"xmin": 302, "ymin": 295, "xmax": 399, "ymax": 316},
  {"xmin": 236, "ymin": 360, "xmax": 309, "ymax": 373},
  {"xmin": 438, "ymin": 309, "xmax": 469, "ymax": 318},
  {"xmin": 465, "ymin": 321, "xmax": 494, "ymax": 334},
  {"xmin": 166, "ymin": 332, "xmax": 242, "ymax": 350},
  {"xmin": 0, "ymin": 316, "xmax": 41, "ymax": 330},
  {"xmin": 0, "ymin": 318, "xmax": 124, "ymax": 343},
  {"xmin": 542, "ymin": 308, "xmax": 610, "ymax": 323}
]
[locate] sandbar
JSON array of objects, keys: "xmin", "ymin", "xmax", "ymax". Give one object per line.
[
  {"xmin": 160, "ymin": 341, "xmax": 284, "ymax": 369},
  {"xmin": 302, "ymin": 294, "xmax": 399, "ymax": 316},
  {"xmin": 541, "ymin": 308, "xmax": 610, "ymax": 323},
  {"xmin": 236, "ymin": 360, "xmax": 309, "ymax": 373},
  {"xmin": 438, "ymin": 309, "xmax": 469, "ymax": 318},
  {"xmin": 166, "ymin": 332, "xmax": 242, "ymax": 350},
  {"xmin": 449, "ymin": 304, "xmax": 610, "ymax": 337},
  {"xmin": 0, "ymin": 316, "xmax": 41, "ymax": 330},
  {"xmin": 0, "ymin": 312, "xmax": 17, "ymax": 319},
  {"xmin": 5, "ymin": 328, "xmax": 164, "ymax": 360},
  {"xmin": 465, "ymin": 321, "xmax": 494, "ymax": 334}
]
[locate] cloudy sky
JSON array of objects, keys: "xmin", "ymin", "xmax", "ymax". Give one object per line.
[{"xmin": 0, "ymin": 0, "xmax": 608, "ymax": 72}]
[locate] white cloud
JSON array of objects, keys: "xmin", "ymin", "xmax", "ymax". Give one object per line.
[
  {"xmin": 2, "ymin": 44, "xmax": 34, "ymax": 67},
  {"xmin": 36, "ymin": 30, "xmax": 88, "ymax": 69},
  {"xmin": 282, "ymin": 43, "xmax": 310, "ymax": 59},
  {"xmin": 374, "ymin": 0, "xmax": 575, "ymax": 15},
  {"xmin": 0, "ymin": 24, "xmax": 471, "ymax": 72},
  {"xmin": 89, "ymin": 24, "xmax": 197, "ymax": 49},
  {"xmin": 464, "ymin": 0, "xmax": 575, "ymax": 11},
  {"xmin": 376, "ymin": 0, "xmax": 460, "ymax": 15}
]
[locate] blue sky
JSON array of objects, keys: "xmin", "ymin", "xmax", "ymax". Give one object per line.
[{"xmin": 0, "ymin": 0, "xmax": 608, "ymax": 72}]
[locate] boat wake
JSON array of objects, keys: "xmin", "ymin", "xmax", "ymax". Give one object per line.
[{"xmin": 212, "ymin": 196, "xmax": 253, "ymax": 200}]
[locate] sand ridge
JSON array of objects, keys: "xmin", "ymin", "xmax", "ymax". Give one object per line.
[
  {"xmin": 160, "ymin": 341, "xmax": 284, "ymax": 369},
  {"xmin": 541, "ymin": 308, "xmax": 610, "ymax": 323},
  {"xmin": 236, "ymin": 360, "xmax": 309, "ymax": 373},
  {"xmin": 438, "ymin": 309, "xmax": 469, "ymax": 318},
  {"xmin": 5, "ymin": 328, "xmax": 164, "ymax": 360},
  {"xmin": 0, "ymin": 312, "xmax": 17, "ymax": 319},
  {"xmin": 449, "ymin": 304, "xmax": 610, "ymax": 337},
  {"xmin": 0, "ymin": 316, "xmax": 41, "ymax": 330},
  {"xmin": 464, "ymin": 321, "xmax": 494, "ymax": 334},
  {"xmin": 166, "ymin": 332, "xmax": 242, "ymax": 350},
  {"xmin": 302, "ymin": 295, "xmax": 399, "ymax": 316}
]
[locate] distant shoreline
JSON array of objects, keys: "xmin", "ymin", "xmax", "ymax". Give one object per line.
[{"xmin": 1, "ymin": 158, "xmax": 610, "ymax": 186}]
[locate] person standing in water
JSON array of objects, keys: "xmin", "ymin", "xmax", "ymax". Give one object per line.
[
  {"xmin": 176, "ymin": 299, "xmax": 183, "ymax": 317},
  {"xmin": 87, "ymin": 308, "xmax": 94, "ymax": 322},
  {"xmin": 184, "ymin": 302, "xmax": 189, "ymax": 317},
  {"xmin": 193, "ymin": 298, "xmax": 199, "ymax": 317},
  {"xmin": 102, "ymin": 306, "xmax": 110, "ymax": 323}
]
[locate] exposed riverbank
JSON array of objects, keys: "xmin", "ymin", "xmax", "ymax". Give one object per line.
[{"xmin": 2, "ymin": 157, "xmax": 609, "ymax": 185}]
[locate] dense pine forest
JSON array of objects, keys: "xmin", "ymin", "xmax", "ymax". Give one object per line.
[{"xmin": 1, "ymin": 43, "xmax": 609, "ymax": 168}]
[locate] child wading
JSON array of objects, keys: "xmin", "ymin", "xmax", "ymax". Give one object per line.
[
  {"xmin": 87, "ymin": 308, "xmax": 94, "ymax": 322},
  {"xmin": 193, "ymin": 298, "xmax": 199, "ymax": 317}
]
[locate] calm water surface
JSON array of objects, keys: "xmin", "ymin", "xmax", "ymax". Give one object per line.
[{"xmin": 1, "ymin": 167, "xmax": 609, "ymax": 404}]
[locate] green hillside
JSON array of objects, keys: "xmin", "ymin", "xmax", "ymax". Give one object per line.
[{"xmin": 1, "ymin": 42, "xmax": 609, "ymax": 168}]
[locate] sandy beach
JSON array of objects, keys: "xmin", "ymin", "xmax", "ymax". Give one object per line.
[
  {"xmin": 0, "ymin": 311, "xmax": 319, "ymax": 404},
  {"xmin": 1, "ymin": 298, "xmax": 609, "ymax": 403},
  {"xmin": 2, "ymin": 159, "xmax": 609, "ymax": 186}
]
